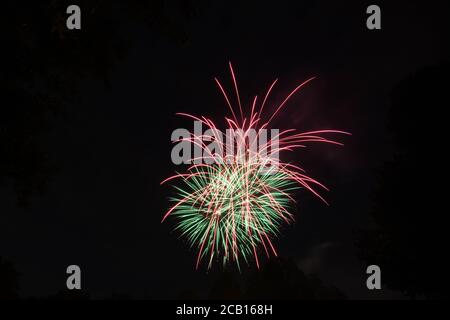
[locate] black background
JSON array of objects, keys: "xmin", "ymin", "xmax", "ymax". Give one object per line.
[{"xmin": 1, "ymin": 0, "xmax": 449, "ymax": 300}]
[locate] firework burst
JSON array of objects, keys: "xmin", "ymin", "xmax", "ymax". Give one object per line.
[{"xmin": 161, "ymin": 63, "xmax": 350, "ymax": 270}]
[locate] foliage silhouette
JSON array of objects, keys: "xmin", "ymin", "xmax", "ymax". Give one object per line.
[
  {"xmin": 206, "ymin": 257, "xmax": 346, "ymax": 300},
  {"xmin": 0, "ymin": 256, "xmax": 20, "ymax": 299},
  {"xmin": 357, "ymin": 63, "xmax": 450, "ymax": 299},
  {"xmin": 1, "ymin": 0, "xmax": 204, "ymax": 206}
]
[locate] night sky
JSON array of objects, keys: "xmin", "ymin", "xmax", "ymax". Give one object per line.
[{"xmin": 1, "ymin": 1, "xmax": 449, "ymax": 299}]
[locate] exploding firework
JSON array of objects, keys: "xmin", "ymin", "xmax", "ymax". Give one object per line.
[{"xmin": 161, "ymin": 63, "xmax": 349, "ymax": 270}]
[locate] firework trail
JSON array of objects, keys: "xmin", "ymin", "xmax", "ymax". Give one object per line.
[{"xmin": 161, "ymin": 63, "xmax": 350, "ymax": 270}]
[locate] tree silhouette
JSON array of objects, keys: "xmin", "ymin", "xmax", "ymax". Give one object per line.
[
  {"xmin": 244, "ymin": 257, "xmax": 345, "ymax": 299},
  {"xmin": 1, "ymin": 1, "xmax": 204, "ymax": 206},
  {"xmin": 208, "ymin": 271, "xmax": 242, "ymax": 299},
  {"xmin": 0, "ymin": 256, "xmax": 20, "ymax": 299},
  {"xmin": 205, "ymin": 257, "xmax": 346, "ymax": 300},
  {"xmin": 357, "ymin": 63, "xmax": 450, "ymax": 299}
]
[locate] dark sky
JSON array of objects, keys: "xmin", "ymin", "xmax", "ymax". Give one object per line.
[{"xmin": 1, "ymin": 1, "xmax": 448, "ymax": 299}]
